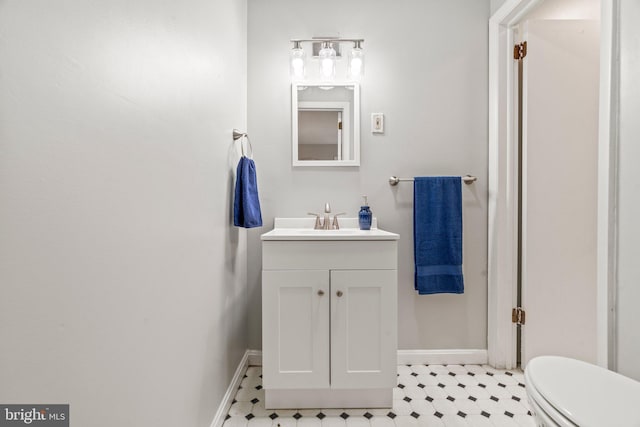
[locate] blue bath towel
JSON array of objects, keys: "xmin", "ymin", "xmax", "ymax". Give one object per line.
[
  {"xmin": 413, "ymin": 176, "xmax": 464, "ymax": 294},
  {"xmin": 233, "ymin": 156, "xmax": 263, "ymax": 228}
]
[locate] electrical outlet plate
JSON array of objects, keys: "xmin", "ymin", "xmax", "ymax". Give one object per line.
[{"xmin": 371, "ymin": 113, "xmax": 384, "ymax": 133}]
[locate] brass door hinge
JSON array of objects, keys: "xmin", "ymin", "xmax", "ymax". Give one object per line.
[
  {"xmin": 514, "ymin": 41, "xmax": 527, "ymax": 60},
  {"xmin": 338, "ymin": 121, "xmax": 343, "ymax": 130},
  {"xmin": 512, "ymin": 307, "xmax": 526, "ymax": 325}
]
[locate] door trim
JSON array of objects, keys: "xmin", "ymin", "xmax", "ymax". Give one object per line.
[{"xmin": 488, "ymin": 0, "xmax": 618, "ymax": 369}]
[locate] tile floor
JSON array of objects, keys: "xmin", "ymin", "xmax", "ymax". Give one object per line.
[{"xmin": 223, "ymin": 364, "xmax": 536, "ymax": 427}]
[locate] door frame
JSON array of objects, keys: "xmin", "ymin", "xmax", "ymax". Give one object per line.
[{"xmin": 487, "ymin": 0, "xmax": 619, "ymax": 369}]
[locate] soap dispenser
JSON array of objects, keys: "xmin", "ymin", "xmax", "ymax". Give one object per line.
[{"xmin": 359, "ymin": 195, "xmax": 372, "ymax": 230}]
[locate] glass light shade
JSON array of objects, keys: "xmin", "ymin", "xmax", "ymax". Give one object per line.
[
  {"xmin": 318, "ymin": 43, "xmax": 336, "ymax": 81},
  {"xmin": 348, "ymin": 46, "xmax": 365, "ymax": 81},
  {"xmin": 290, "ymin": 47, "xmax": 306, "ymax": 81}
]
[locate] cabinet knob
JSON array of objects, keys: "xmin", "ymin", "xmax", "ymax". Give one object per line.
[
  {"xmin": 317, "ymin": 290, "xmax": 325, "ymax": 296},
  {"xmin": 336, "ymin": 290, "xmax": 343, "ymax": 297}
]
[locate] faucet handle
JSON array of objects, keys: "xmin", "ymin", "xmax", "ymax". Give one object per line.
[
  {"xmin": 307, "ymin": 212, "xmax": 322, "ymax": 230},
  {"xmin": 331, "ymin": 213, "xmax": 346, "ymax": 230},
  {"xmin": 324, "ymin": 202, "xmax": 331, "ymax": 213}
]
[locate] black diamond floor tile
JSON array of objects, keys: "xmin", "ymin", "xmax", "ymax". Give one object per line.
[{"xmin": 224, "ymin": 364, "xmax": 534, "ymax": 424}]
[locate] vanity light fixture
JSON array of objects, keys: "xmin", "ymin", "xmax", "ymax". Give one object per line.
[
  {"xmin": 318, "ymin": 41, "xmax": 337, "ymax": 81},
  {"xmin": 290, "ymin": 41, "xmax": 306, "ymax": 81},
  {"xmin": 348, "ymin": 40, "xmax": 365, "ymax": 81},
  {"xmin": 290, "ymin": 38, "xmax": 365, "ymax": 82}
]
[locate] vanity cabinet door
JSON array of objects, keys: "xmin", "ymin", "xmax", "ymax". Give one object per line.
[
  {"xmin": 330, "ymin": 270, "xmax": 397, "ymax": 389},
  {"xmin": 262, "ymin": 270, "xmax": 330, "ymax": 389}
]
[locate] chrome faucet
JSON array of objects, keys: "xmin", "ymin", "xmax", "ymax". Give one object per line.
[
  {"xmin": 308, "ymin": 203, "xmax": 345, "ymax": 230},
  {"xmin": 332, "ymin": 212, "xmax": 345, "ymax": 230},
  {"xmin": 323, "ymin": 203, "xmax": 331, "ymax": 230}
]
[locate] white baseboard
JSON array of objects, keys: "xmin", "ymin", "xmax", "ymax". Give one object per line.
[
  {"xmin": 209, "ymin": 350, "xmax": 250, "ymax": 427},
  {"xmin": 247, "ymin": 349, "xmax": 262, "ymax": 366},
  {"xmin": 238, "ymin": 349, "xmax": 488, "ymax": 368},
  {"xmin": 397, "ymin": 349, "xmax": 488, "ymax": 365},
  {"xmin": 212, "ymin": 348, "xmax": 488, "ymax": 426}
]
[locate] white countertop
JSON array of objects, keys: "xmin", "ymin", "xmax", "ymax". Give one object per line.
[{"xmin": 260, "ymin": 218, "xmax": 400, "ymax": 241}]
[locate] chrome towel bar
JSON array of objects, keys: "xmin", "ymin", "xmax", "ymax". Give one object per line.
[{"xmin": 388, "ymin": 175, "xmax": 477, "ymax": 186}]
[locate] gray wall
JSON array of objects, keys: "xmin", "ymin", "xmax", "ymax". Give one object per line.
[
  {"xmin": 617, "ymin": 0, "xmax": 640, "ymax": 381},
  {"xmin": 0, "ymin": 1, "xmax": 248, "ymax": 426},
  {"xmin": 523, "ymin": 0, "xmax": 600, "ymax": 20},
  {"xmin": 247, "ymin": 0, "xmax": 490, "ymax": 350},
  {"xmin": 491, "ymin": 0, "xmax": 508, "ymax": 15}
]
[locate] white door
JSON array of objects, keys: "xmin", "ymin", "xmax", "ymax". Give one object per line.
[
  {"xmin": 262, "ymin": 270, "xmax": 330, "ymax": 389},
  {"xmin": 520, "ymin": 20, "xmax": 599, "ymax": 366},
  {"xmin": 330, "ymin": 270, "xmax": 397, "ymax": 389}
]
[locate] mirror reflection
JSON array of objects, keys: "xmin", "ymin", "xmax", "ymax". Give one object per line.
[{"xmin": 292, "ymin": 83, "xmax": 360, "ymax": 166}]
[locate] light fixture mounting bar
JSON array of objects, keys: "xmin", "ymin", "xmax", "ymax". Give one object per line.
[{"xmin": 290, "ymin": 38, "xmax": 364, "ymax": 44}]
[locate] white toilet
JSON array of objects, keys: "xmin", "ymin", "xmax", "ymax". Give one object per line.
[{"xmin": 525, "ymin": 356, "xmax": 640, "ymax": 426}]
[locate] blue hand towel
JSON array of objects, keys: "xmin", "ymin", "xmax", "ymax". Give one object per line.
[
  {"xmin": 233, "ymin": 156, "xmax": 263, "ymax": 228},
  {"xmin": 413, "ymin": 176, "xmax": 464, "ymax": 294}
]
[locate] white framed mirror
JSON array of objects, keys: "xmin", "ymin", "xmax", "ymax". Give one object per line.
[{"xmin": 292, "ymin": 82, "xmax": 360, "ymax": 167}]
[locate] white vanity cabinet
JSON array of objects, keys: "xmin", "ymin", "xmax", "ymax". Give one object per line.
[{"xmin": 261, "ymin": 221, "xmax": 399, "ymax": 409}]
